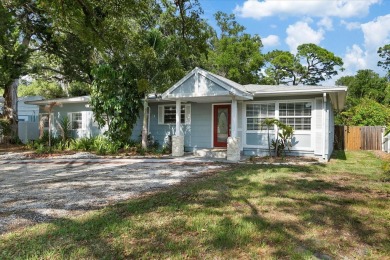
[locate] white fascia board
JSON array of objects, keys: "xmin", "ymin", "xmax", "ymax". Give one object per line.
[
  {"xmin": 25, "ymin": 96, "xmax": 90, "ymax": 105},
  {"xmin": 197, "ymin": 70, "xmax": 253, "ymax": 99},
  {"xmin": 161, "ymin": 68, "xmax": 198, "ymax": 99},
  {"xmin": 165, "ymin": 91, "xmax": 231, "ymax": 99},
  {"xmin": 253, "ymin": 87, "xmax": 347, "ymax": 96}
]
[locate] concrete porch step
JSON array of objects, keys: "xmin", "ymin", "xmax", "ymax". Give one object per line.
[{"xmin": 193, "ymin": 149, "xmax": 227, "ymax": 158}]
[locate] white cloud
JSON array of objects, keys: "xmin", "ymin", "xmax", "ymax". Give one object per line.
[
  {"xmin": 343, "ymin": 44, "xmax": 367, "ymax": 71},
  {"xmin": 340, "ymin": 20, "xmax": 361, "ymax": 30},
  {"xmin": 262, "ymin": 35, "xmax": 280, "ymax": 47},
  {"xmin": 235, "ymin": 0, "xmax": 380, "ymax": 19},
  {"xmin": 285, "ymin": 21, "xmax": 325, "ymax": 52},
  {"xmin": 361, "ymin": 14, "xmax": 390, "ymax": 52},
  {"xmin": 318, "ymin": 17, "xmax": 333, "ymax": 31},
  {"xmin": 340, "ymin": 14, "xmax": 390, "ymax": 78}
]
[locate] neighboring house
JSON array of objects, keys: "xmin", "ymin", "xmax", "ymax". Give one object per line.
[
  {"xmin": 0, "ymin": 96, "xmax": 41, "ymax": 143},
  {"xmin": 0, "ymin": 96, "xmax": 41, "ymax": 122},
  {"xmin": 27, "ymin": 68, "xmax": 347, "ymax": 161},
  {"xmin": 26, "ymin": 96, "xmax": 106, "ymax": 139}
]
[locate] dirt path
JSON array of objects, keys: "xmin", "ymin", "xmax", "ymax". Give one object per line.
[{"xmin": 0, "ymin": 156, "xmax": 227, "ymax": 234}]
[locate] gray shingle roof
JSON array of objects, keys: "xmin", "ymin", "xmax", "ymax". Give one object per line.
[{"xmin": 244, "ymin": 84, "xmax": 347, "ymax": 94}]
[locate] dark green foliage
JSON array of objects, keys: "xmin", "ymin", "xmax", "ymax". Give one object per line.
[
  {"xmin": 0, "ymin": 3, "xmax": 30, "ymax": 89},
  {"xmin": 378, "ymin": 44, "xmax": 390, "ymax": 78},
  {"xmin": 263, "ymin": 43, "xmax": 343, "ymax": 85},
  {"xmin": 91, "ymin": 64, "xmax": 143, "ymax": 144},
  {"xmin": 203, "ymin": 12, "xmax": 264, "ymax": 84},
  {"xmin": 337, "ymin": 70, "xmax": 389, "ymax": 105},
  {"xmin": 335, "ymin": 70, "xmax": 390, "ymax": 126},
  {"xmin": 0, "ymin": 118, "xmax": 11, "ymax": 136},
  {"xmin": 68, "ymin": 82, "xmax": 91, "ymax": 97},
  {"xmin": 18, "ymin": 80, "xmax": 66, "ymax": 98},
  {"xmin": 27, "ymin": 131, "xmax": 61, "ymax": 153},
  {"xmin": 57, "ymin": 116, "xmax": 72, "ymax": 143},
  {"xmin": 337, "ymin": 98, "xmax": 390, "ymax": 126}
]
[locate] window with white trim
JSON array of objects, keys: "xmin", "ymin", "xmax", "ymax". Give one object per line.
[
  {"xmin": 246, "ymin": 103, "xmax": 275, "ymax": 130},
  {"xmin": 279, "ymin": 102, "xmax": 312, "ymax": 130},
  {"xmin": 158, "ymin": 104, "xmax": 191, "ymax": 125},
  {"xmin": 69, "ymin": 112, "xmax": 83, "ymax": 130}
]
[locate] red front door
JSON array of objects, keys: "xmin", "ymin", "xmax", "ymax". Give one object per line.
[{"xmin": 213, "ymin": 105, "xmax": 231, "ymax": 147}]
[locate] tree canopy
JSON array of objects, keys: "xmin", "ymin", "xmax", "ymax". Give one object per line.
[
  {"xmin": 263, "ymin": 43, "xmax": 343, "ymax": 85},
  {"xmin": 18, "ymin": 80, "xmax": 65, "ymax": 99},
  {"xmin": 335, "ymin": 70, "xmax": 390, "ymax": 126},
  {"xmin": 378, "ymin": 44, "xmax": 390, "ymax": 72},
  {"xmin": 202, "ymin": 12, "xmax": 264, "ymax": 84},
  {"xmin": 336, "ymin": 69, "xmax": 389, "ymax": 106}
]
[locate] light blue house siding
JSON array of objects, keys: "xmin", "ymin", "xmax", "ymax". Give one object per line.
[
  {"xmin": 134, "ymin": 102, "xmax": 213, "ymax": 151},
  {"xmin": 37, "ymin": 103, "xmax": 105, "ymax": 138},
  {"xmin": 140, "ymin": 93, "xmax": 335, "ymax": 159},
  {"xmin": 242, "ymin": 95, "xmax": 334, "ymax": 156}
]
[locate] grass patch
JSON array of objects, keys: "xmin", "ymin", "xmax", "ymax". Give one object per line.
[{"xmin": 1, "ymin": 151, "xmax": 389, "ymax": 259}]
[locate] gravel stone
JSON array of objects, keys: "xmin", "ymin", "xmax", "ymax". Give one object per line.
[{"xmin": 0, "ymin": 155, "xmax": 226, "ymax": 234}]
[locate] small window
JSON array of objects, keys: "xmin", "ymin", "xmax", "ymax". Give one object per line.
[
  {"xmin": 70, "ymin": 112, "xmax": 83, "ymax": 130},
  {"xmin": 158, "ymin": 105, "xmax": 190, "ymax": 125},
  {"xmin": 279, "ymin": 102, "xmax": 312, "ymax": 130},
  {"xmin": 164, "ymin": 105, "xmax": 185, "ymax": 124},
  {"xmin": 246, "ymin": 103, "xmax": 275, "ymax": 130}
]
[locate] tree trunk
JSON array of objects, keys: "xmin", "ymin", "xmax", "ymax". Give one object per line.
[
  {"xmin": 141, "ymin": 99, "xmax": 148, "ymax": 150},
  {"xmin": 3, "ymin": 79, "xmax": 19, "ymax": 138}
]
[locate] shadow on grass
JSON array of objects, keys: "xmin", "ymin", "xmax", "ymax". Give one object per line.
[
  {"xmin": 332, "ymin": 150, "xmax": 347, "ymax": 160},
  {"xmin": 0, "ymin": 162, "xmax": 387, "ymax": 259}
]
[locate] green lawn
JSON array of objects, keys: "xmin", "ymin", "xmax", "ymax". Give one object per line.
[{"xmin": 1, "ymin": 151, "xmax": 389, "ymax": 259}]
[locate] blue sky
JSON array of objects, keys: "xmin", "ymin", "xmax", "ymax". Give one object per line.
[{"xmin": 198, "ymin": 0, "xmax": 390, "ymax": 84}]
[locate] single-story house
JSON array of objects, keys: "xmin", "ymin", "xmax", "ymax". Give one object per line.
[
  {"xmin": 0, "ymin": 96, "xmax": 41, "ymax": 143},
  {"xmin": 26, "ymin": 67, "xmax": 347, "ymax": 161}
]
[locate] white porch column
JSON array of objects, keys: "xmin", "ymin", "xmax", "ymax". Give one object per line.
[
  {"xmin": 172, "ymin": 99, "xmax": 184, "ymax": 156},
  {"xmin": 231, "ymin": 98, "xmax": 237, "ymax": 138},
  {"xmin": 227, "ymin": 97, "xmax": 240, "ymax": 162},
  {"xmin": 175, "ymin": 99, "xmax": 181, "ymax": 136}
]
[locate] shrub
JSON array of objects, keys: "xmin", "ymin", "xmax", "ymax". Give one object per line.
[
  {"xmin": 92, "ymin": 136, "xmax": 120, "ymax": 155},
  {"xmin": 70, "ymin": 137, "xmax": 95, "ymax": 151},
  {"xmin": 0, "ymin": 118, "xmax": 11, "ymax": 136},
  {"xmin": 383, "ymin": 161, "xmax": 390, "ymax": 175}
]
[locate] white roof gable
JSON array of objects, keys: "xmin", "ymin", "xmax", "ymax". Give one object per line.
[{"xmin": 162, "ymin": 67, "xmax": 253, "ymax": 100}]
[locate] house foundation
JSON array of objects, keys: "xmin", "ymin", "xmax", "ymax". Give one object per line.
[
  {"xmin": 172, "ymin": 135, "xmax": 184, "ymax": 156},
  {"xmin": 227, "ymin": 137, "xmax": 240, "ymax": 162}
]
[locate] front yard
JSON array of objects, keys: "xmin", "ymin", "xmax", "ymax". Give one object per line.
[{"xmin": 1, "ymin": 151, "xmax": 389, "ymax": 259}]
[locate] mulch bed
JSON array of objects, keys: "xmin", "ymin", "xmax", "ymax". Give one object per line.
[
  {"xmin": 247, "ymin": 155, "xmax": 320, "ymax": 164},
  {"xmin": 373, "ymin": 150, "xmax": 390, "ymax": 161}
]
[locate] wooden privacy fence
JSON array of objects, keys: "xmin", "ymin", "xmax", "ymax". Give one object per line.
[{"xmin": 334, "ymin": 126, "xmax": 384, "ymax": 151}]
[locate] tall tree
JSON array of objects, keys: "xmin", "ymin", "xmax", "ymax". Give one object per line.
[
  {"xmin": 263, "ymin": 43, "xmax": 343, "ymax": 85},
  {"xmin": 0, "ymin": 3, "xmax": 33, "ymax": 135},
  {"xmin": 89, "ymin": 0, "xmax": 213, "ymax": 144},
  {"xmin": 336, "ymin": 69, "xmax": 389, "ymax": 106},
  {"xmin": 202, "ymin": 12, "xmax": 264, "ymax": 84},
  {"xmin": 18, "ymin": 80, "xmax": 66, "ymax": 98},
  {"xmin": 378, "ymin": 44, "xmax": 390, "ymax": 80}
]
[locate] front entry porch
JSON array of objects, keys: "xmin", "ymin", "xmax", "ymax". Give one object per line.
[
  {"xmin": 193, "ymin": 148, "xmax": 227, "ymax": 159},
  {"xmin": 159, "ymin": 67, "xmax": 253, "ymax": 161}
]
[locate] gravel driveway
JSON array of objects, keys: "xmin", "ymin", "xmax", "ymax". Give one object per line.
[{"xmin": 0, "ymin": 154, "xmax": 226, "ymax": 234}]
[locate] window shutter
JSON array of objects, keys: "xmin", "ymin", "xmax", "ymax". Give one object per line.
[
  {"xmin": 158, "ymin": 105, "xmax": 164, "ymax": 125},
  {"xmin": 82, "ymin": 111, "xmax": 88, "ymax": 130},
  {"xmin": 314, "ymin": 98, "xmax": 323, "ymax": 155},
  {"xmin": 185, "ymin": 104, "xmax": 191, "ymax": 125}
]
